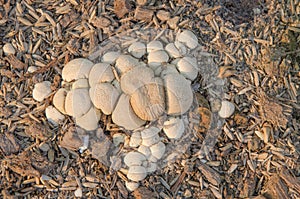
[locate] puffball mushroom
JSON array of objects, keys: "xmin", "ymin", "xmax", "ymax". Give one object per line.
[
  {"xmin": 53, "ymin": 88, "xmax": 68, "ymax": 114},
  {"xmin": 124, "ymin": 151, "xmax": 146, "ymax": 167},
  {"xmin": 165, "ymin": 42, "xmax": 186, "ymax": 58},
  {"xmin": 75, "ymin": 107, "xmax": 100, "ymax": 131},
  {"xmin": 177, "ymin": 30, "xmax": 199, "ymax": 49},
  {"xmin": 150, "ymin": 141, "xmax": 165, "ymax": 159},
  {"xmin": 45, "ymin": 106, "xmax": 65, "ymax": 125},
  {"xmin": 128, "ymin": 42, "xmax": 146, "ymax": 58},
  {"xmin": 163, "ymin": 73, "xmax": 193, "ymax": 115},
  {"xmin": 218, "ymin": 100, "xmax": 235, "ymax": 118},
  {"xmin": 130, "ymin": 78, "xmax": 165, "ymax": 121},
  {"xmin": 101, "ymin": 51, "xmax": 120, "ymax": 64},
  {"xmin": 64, "ymin": 88, "xmax": 92, "ymax": 118},
  {"xmin": 32, "ymin": 81, "xmax": 52, "ymax": 102},
  {"xmin": 147, "ymin": 50, "xmax": 169, "ymax": 69},
  {"xmin": 62, "ymin": 58, "xmax": 94, "ymax": 82},
  {"xmin": 115, "ymin": 55, "xmax": 139, "ymax": 74},
  {"xmin": 147, "ymin": 40, "xmax": 164, "ymax": 52},
  {"xmin": 88, "ymin": 62, "xmax": 115, "ymax": 87},
  {"xmin": 127, "ymin": 166, "xmax": 147, "ymax": 182},
  {"xmin": 112, "ymin": 94, "xmax": 146, "ymax": 130},
  {"xmin": 129, "ymin": 132, "xmax": 142, "ymax": 147},
  {"xmin": 141, "ymin": 127, "xmax": 161, "ymax": 147},
  {"xmin": 160, "ymin": 64, "xmax": 179, "ymax": 77},
  {"xmin": 146, "ymin": 162, "xmax": 157, "ymax": 173},
  {"xmin": 120, "ymin": 66, "xmax": 154, "ymax": 95},
  {"xmin": 176, "ymin": 57, "xmax": 198, "ymax": 81},
  {"xmin": 72, "ymin": 79, "xmax": 89, "ymax": 89},
  {"xmin": 163, "ymin": 117, "xmax": 185, "ymax": 139},
  {"xmin": 89, "ymin": 83, "xmax": 121, "ymax": 115},
  {"xmin": 138, "ymin": 145, "xmax": 151, "ymax": 158},
  {"xmin": 125, "ymin": 181, "xmax": 139, "ymax": 192}
]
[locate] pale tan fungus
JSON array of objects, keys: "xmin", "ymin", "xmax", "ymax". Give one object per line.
[
  {"xmin": 65, "ymin": 88, "xmax": 92, "ymax": 118},
  {"xmin": 75, "ymin": 107, "xmax": 100, "ymax": 131},
  {"xmin": 89, "ymin": 83, "xmax": 121, "ymax": 115},
  {"xmin": 163, "ymin": 73, "xmax": 193, "ymax": 115},
  {"xmin": 62, "ymin": 58, "xmax": 94, "ymax": 82},
  {"xmin": 88, "ymin": 62, "xmax": 115, "ymax": 87},
  {"xmin": 115, "ymin": 55, "xmax": 139, "ymax": 74},
  {"xmin": 53, "ymin": 88, "xmax": 68, "ymax": 114},
  {"xmin": 120, "ymin": 66, "xmax": 154, "ymax": 95},
  {"xmin": 130, "ymin": 77, "xmax": 165, "ymax": 121},
  {"xmin": 112, "ymin": 94, "xmax": 146, "ymax": 130}
]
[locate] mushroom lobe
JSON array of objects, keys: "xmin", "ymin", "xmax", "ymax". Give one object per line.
[
  {"xmin": 112, "ymin": 94, "xmax": 145, "ymax": 130},
  {"xmin": 89, "ymin": 83, "xmax": 120, "ymax": 115},
  {"xmin": 53, "ymin": 88, "xmax": 68, "ymax": 114},
  {"xmin": 163, "ymin": 73, "xmax": 193, "ymax": 115},
  {"xmin": 76, "ymin": 107, "xmax": 100, "ymax": 131},
  {"xmin": 127, "ymin": 166, "xmax": 147, "ymax": 182},
  {"xmin": 65, "ymin": 88, "xmax": 92, "ymax": 118},
  {"xmin": 120, "ymin": 66, "xmax": 154, "ymax": 95},
  {"xmin": 89, "ymin": 62, "xmax": 115, "ymax": 87},
  {"xmin": 124, "ymin": 151, "xmax": 146, "ymax": 167},
  {"xmin": 130, "ymin": 78, "xmax": 165, "ymax": 121},
  {"xmin": 62, "ymin": 58, "xmax": 94, "ymax": 82}
]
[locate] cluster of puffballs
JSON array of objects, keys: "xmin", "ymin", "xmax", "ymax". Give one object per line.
[{"xmin": 32, "ymin": 30, "xmax": 202, "ymax": 190}]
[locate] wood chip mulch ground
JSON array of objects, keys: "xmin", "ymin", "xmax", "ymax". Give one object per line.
[{"xmin": 0, "ymin": 0, "xmax": 299, "ymax": 198}]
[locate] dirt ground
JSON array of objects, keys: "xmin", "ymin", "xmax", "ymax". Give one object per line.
[{"xmin": 0, "ymin": 0, "xmax": 300, "ymax": 198}]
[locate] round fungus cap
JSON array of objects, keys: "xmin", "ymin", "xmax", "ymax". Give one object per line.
[
  {"xmin": 150, "ymin": 141, "xmax": 165, "ymax": 159},
  {"xmin": 65, "ymin": 88, "xmax": 92, "ymax": 118},
  {"xmin": 125, "ymin": 181, "xmax": 139, "ymax": 192},
  {"xmin": 129, "ymin": 132, "xmax": 142, "ymax": 147},
  {"xmin": 176, "ymin": 57, "xmax": 198, "ymax": 81},
  {"xmin": 62, "ymin": 58, "xmax": 94, "ymax": 82},
  {"xmin": 141, "ymin": 127, "xmax": 160, "ymax": 147},
  {"xmin": 120, "ymin": 66, "xmax": 154, "ymax": 95},
  {"xmin": 127, "ymin": 166, "xmax": 147, "ymax": 182},
  {"xmin": 160, "ymin": 64, "xmax": 179, "ymax": 77},
  {"xmin": 72, "ymin": 79, "xmax": 89, "ymax": 89},
  {"xmin": 218, "ymin": 100, "xmax": 235, "ymax": 118},
  {"xmin": 130, "ymin": 78, "xmax": 165, "ymax": 121},
  {"xmin": 128, "ymin": 42, "xmax": 146, "ymax": 58},
  {"xmin": 147, "ymin": 40, "xmax": 164, "ymax": 53},
  {"xmin": 165, "ymin": 42, "xmax": 186, "ymax": 58},
  {"xmin": 75, "ymin": 107, "xmax": 100, "ymax": 131},
  {"xmin": 177, "ymin": 30, "xmax": 199, "ymax": 49},
  {"xmin": 124, "ymin": 151, "xmax": 146, "ymax": 167},
  {"xmin": 45, "ymin": 106, "xmax": 65, "ymax": 125},
  {"xmin": 53, "ymin": 88, "xmax": 68, "ymax": 114},
  {"xmin": 101, "ymin": 51, "xmax": 121, "ymax": 64},
  {"xmin": 147, "ymin": 50, "xmax": 169, "ymax": 69},
  {"xmin": 163, "ymin": 117, "xmax": 185, "ymax": 139},
  {"xmin": 115, "ymin": 55, "xmax": 139, "ymax": 74},
  {"xmin": 138, "ymin": 145, "xmax": 151, "ymax": 158},
  {"xmin": 112, "ymin": 94, "xmax": 145, "ymax": 130},
  {"xmin": 89, "ymin": 83, "xmax": 121, "ymax": 115},
  {"xmin": 32, "ymin": 81, "xmax": 52, "ymax": 102},
  {"xmin": 88, "ymin": 62, "xmax": 115, "ymax": 87},
  {"xmin": 163, "ymin": 73, "xmax": 193, "ymax": 115}
]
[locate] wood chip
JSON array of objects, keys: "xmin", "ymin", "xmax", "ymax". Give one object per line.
[
  {"xmin": 0, "ymin": 133, "xmax": 20, "ymax": 155},
  {"xmin": 134, "ymin": 7, "xmax": 154, "ymax": 22},
  {"xmin": 2, "ymin": 151, "xmax": 53, "ymax": 177},
  {"xmin": 114, "ymin": 0, "xmax": 131, "ymax": 18},
  {"xmin": 133, "ymin": 187, "xmax": 157, "ymax": 199},
  {"xmin": 198, "ymin": 162, "xmax": 221, "ymax": 186},
  {"xmin": 5, "ymin": 54, "xmax": 26, "ymax": 69}
]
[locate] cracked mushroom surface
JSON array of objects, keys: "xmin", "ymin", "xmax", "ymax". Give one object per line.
[{"xmin": 38, "ymin": 29, "xmax": 224, "ymax": 191}]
